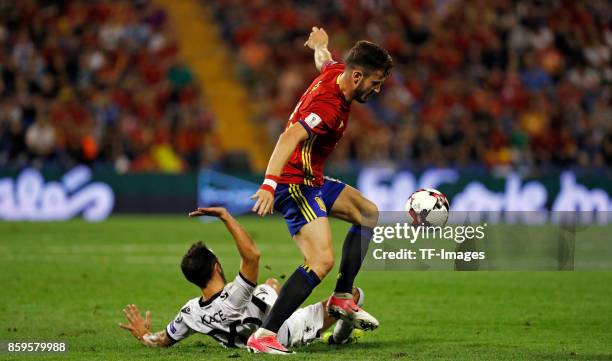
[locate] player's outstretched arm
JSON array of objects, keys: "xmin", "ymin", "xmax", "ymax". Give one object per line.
[
  {"xmin": 119, "ymin": 304, "xmax": 172, "ymax": 347},
  {"xmin": 251, "ymin": 122, "xmax": 309, "ymax": 216},
  {"xmin": 304, "ymin": 26, "xmax": 333, "ymax": 72},
  {"xmin": 189, "ymin": 207, "xmax": 260, "ymax": 284}
]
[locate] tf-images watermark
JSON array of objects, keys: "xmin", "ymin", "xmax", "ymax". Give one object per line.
[
  {"xmin": 371, "ymin": 223, "xmax": 487, "ymax": 262},
  {"xmin": 362, "ymin": 211, "xmax": 612, "ymax": 271}
]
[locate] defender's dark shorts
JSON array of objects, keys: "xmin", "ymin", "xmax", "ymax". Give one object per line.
[{"xmin": 274, "ymin": 177, "xmax": 347, "ymax": 236}]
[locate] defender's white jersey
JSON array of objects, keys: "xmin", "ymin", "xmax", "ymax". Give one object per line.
[{"xmin": 166, "ymin": 273, "xmax": 276, "ymax": 348}]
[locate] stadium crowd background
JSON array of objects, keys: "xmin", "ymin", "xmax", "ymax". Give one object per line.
[
  {"xmin": 1, "ymin": 0, "xmax": 611, "ymax": 174},
  {"xmin": 0, "ymin": 0, "xmax": 220, "ymax": 173}
]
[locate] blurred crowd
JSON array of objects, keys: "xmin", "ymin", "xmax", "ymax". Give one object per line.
[
  {"xmin": 0, "ymin": 0, "xmax": 220, "ymax": 173},
  {"xmin": 1, "ymin": 0, "xmax": 610, "ymax": 175},
  {"xmin": 211, "ymin": 0, "xmax": 612, "ymax": 174}
]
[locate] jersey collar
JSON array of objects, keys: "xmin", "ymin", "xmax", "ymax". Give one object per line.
[{"xmin": 199, "ymin": 291, "xmax": 222, "ymax": 307}]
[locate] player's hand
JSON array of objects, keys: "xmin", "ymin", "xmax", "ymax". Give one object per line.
[
  {"xmin": 304, "ymin": 26, "xmax": 328, "ymax": 50},
  {"xmin": 250, "ymin": 189, "xmax": 274, "ymax": 216},
  {"xmin": 189, "ymin": 207, "xmax": 229, "ymax": 219},
  {"xmin": 119, "ymin": 304, "xmax": 151, "ymax": 341}
]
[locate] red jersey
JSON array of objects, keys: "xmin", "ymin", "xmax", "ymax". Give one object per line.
[{"xmin": 280, "ymin": 61, "xmax": 350, "ymax": 187}]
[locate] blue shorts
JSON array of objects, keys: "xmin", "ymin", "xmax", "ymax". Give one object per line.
[{"xmin": 274, "ymin": 177, "xmax": 347, "ymax": 236}]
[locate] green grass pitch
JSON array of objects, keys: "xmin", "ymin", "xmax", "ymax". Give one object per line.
[{"xmin": 1, "ymin": 216, "xmax": 611, "ymax": 360}]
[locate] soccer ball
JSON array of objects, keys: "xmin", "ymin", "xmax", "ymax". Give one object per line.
[{"xmin": 405, "ymin": 188, "xmax": 450, "ymax": 227}]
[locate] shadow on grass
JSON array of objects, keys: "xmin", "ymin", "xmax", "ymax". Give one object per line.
[
  {"xmin": 125, "ymin": 336, "xmax": 612, "ymax": 361},
  {"xmin": 303, "ymin": 337, "xmax": 612, "ymax": 360},
  {"xmin": 531, "ymin": 352, "xmax": 612, "ymax": 361}
]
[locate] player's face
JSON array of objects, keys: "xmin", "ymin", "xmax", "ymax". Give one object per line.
[{"xmin": 353, "ymin": 70, "xmax": 387, "ymax": 103}]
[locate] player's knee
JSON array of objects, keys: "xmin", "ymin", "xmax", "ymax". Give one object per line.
[
  {"xmin": 359, "ymin": 199, "xmax": 379, "ymax": 228},
  {"xmin": 265, "ymin": 278, "xmax": 281, "ymax": 294},
  {"xmin": 308, "ymin": 253, "xmax": 334, "ymax": 278},
  {"xmin": 318, "ymin": 255, "xmax": 335, "ymax": 276}
]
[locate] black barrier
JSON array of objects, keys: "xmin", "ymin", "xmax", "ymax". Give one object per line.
[{"xmin": 1, "ymin": 167, "xmax": 611, "ymax": 218}]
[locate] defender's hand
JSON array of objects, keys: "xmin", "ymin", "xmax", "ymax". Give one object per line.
[
  {"xmin": 119, "ymin": 304, "xmax": 151, "ymax": 341},
  {"xmin": 304, "ymin": 26, "xmax": 328, "ymax": 50},
  {"xmin": 250, "ymin": 189, "xmax": 274, "ymax": 216},
  {"xmin": 189, "ymin": 207, "xmax": 229, "ymax": 219}
]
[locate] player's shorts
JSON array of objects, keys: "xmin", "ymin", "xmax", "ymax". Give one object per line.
[
  {"xmin": 274, "ymin": 177, "xmax": 347, "ymax": 236},
  {"xmin": 253, "ymin": 284, "xmax": 324, "ymax": 348},
  {"xmin": 278, "ymin": 303, "xmax": 324, "ymax": 347}
]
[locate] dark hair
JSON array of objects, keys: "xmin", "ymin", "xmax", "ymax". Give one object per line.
[
  {"xmin": 181, "ymin": 241, "xmax": 218, "ymax": 288},
  {"xmin": 345, "ymin": 40, "xmax": 393, "ymax": 76}
]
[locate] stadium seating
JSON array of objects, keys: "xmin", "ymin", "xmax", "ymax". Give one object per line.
[
  {"xmin": 0, "ymin": 0, "xmax": 221, "ymax": 172},
  {"xmin": 208, "ymin": 0, "xmax": 611, "ymax": 173},
  {"xmin": 1, "ymin": 0, "xmax": 610, "ymax": 174}
]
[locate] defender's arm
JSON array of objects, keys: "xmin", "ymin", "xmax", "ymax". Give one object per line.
[
  {"xmin": 120, "ymin": 304, "xmax": 173, "ymax": 347},
  {"xmin": 304, "ymin": 26, "xmax": 333, "ymax": 72},
  {"xmin": 140, "ymin": 330, "xmax": 173, "ymax": 347},
  {"xmin": 188, "ymin": 207, "xmax": 260, "ymax": 283}
]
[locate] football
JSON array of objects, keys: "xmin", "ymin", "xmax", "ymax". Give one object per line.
[{"xmin": 406, "ymin": 188, "xmax": 450, "ymax": 227}]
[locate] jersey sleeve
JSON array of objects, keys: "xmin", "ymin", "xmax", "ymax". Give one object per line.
[
  {"xmin": 297, "ymin": 99, "xmax": 339, "ymax": 137},
  {"xmin": 165, "ymin": 303, "xmax": 195, "ymax": 344},
  {"xmin": 221, "ymin": 273, "xmax": 256, "ymax": 312},
  {"xmin": 321, "ymin": 61, "xmax": 343, "ymax": 73}
]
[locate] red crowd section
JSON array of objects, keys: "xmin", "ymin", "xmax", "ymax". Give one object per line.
[{"xmin": 211, "ymin": 0, "xmax": 611, "ymax": 174}]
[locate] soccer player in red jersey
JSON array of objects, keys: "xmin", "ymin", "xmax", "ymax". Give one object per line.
[{"xmin": 248, "ymin": 27, "xmax": 392, "ymax": 354}]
